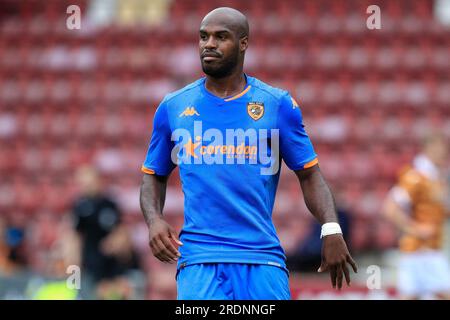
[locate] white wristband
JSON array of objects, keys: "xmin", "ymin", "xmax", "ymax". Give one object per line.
[{"xmin": 320, "ymin": 222, "xmax": 342, "ymax": 239}]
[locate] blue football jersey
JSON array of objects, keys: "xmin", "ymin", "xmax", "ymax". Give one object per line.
[{"xmin": 142, "ymin": 74, "xmax": 318, "ymax": 271}]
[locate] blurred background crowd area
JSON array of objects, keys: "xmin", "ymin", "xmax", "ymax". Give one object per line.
[{"xmin": 0, "ymin": 0, "xmax": 449, "ymax": 299}]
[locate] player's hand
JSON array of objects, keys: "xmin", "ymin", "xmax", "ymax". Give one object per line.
[
  {"xmin": 411, "ymin": 223, "xmax": 435, "ymax": 240},
  {"xmin": 148, "ymin": 217, "xmax": 183, "ymax": 263},
  {"xmin": 318, "ymin": 234, "xmax": 357, "ymax": 290}
]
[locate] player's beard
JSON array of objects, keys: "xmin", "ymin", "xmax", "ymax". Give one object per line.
[{"xmin": 201, "ymin": 47, "xmax": 240, "ymax": 78}]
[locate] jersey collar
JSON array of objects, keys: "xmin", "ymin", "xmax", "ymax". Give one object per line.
[{"xmin": 201, "ymin": 74, "xmax": 252, "ymax": 103}]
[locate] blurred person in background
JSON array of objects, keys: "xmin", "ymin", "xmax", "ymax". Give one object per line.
[
  {"xmin": 72, "ymin": 165, "xmax": 140, "ymax": 299},
  {"xmin": 96, "ymin": 222, "xmax": 141, "ymax": 299},
  {"xmin": 0, "ymin": 213, "xmax": 27, "ymax": 275},
  {"xmin": 383, "ymin": 133, "xmax": 450, "ymax": 299},
  {"xmin": 27, "ymin": 213, "xmax": 80, "ymax": 300},
  {"xmin": 0, "ymin": 216, "xmax": 15, "ymax": 275}
]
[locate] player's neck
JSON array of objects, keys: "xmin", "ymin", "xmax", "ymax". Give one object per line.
[{"xmin": 204, "ymin": 70, "xmax": 246, "ymax": 99}]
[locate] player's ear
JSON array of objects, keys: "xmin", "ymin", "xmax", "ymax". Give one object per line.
[{"xmin": 239, "ymin": 36, "xmax": 248, "ymax": 52}]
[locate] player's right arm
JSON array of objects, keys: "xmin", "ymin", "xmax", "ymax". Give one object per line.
[
  {"xmin": 139, "ymin": 98, "xmax": 181, "ymax": 263},
  {"xmin": 140, "ymin": 174, "xmax": 182, "ymax": 263}
]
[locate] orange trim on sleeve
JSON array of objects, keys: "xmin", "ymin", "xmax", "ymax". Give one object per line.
[
  {"xmin": 141, "ymin": 166, "xmax": 155, "ymax": 175},
  {"xmin": 303, "ymin": 158, "xmax": 319, "ymax": 169},
  {"xmin": 224, "ymin": 86, "xmax": 251, "ymax": 102}
]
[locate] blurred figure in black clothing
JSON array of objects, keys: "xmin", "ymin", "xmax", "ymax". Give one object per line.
[
  {"xmin": 287, "ymin": 205, "xmax": 351, "ymax": 273},
  {"xmin": 72, "ymin": 166, "xmax": 140, "ymax": 299}
]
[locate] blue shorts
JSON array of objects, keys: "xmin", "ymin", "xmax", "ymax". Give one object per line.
[{"xmin": 176, "ymin": 263, "xmax": 291, "ymax": 300}]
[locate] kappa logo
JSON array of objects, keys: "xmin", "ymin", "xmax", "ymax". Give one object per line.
[
  {"xmin": 179, "ymin": 107, "xmax": 200, "ymax": 117},
  {"xmin": 247, "ymin": 102, "xmax": 264, "ymax": 121}
]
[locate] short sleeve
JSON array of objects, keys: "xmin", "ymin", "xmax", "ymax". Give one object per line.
[
  {"xmin": 277, "ymin": 92, "xmax": 318, "ymax": 171},
  {"xmin": 141, "ymin": 99, "xmax": 176, "ymax": 176}
]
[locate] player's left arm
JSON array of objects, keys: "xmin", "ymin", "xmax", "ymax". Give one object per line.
[
  {"xmin": 295, "ymin": 165, "xmax": 358, "ymax": 289},
  {"xmin": 278, "ymin": 92, "xmax": 357, "ymax": 289}
]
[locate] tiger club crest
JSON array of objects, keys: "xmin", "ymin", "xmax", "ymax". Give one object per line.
[{"xmin": 247, "ymin": 102, "xmax": 264, "ymax": 121}]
